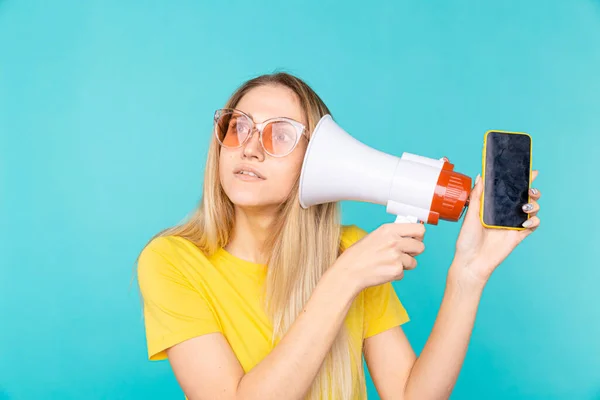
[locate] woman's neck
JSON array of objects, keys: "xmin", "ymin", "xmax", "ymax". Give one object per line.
[{"xmin": 224, "ymin": 205, "xmax": 278, "ymax": 265}]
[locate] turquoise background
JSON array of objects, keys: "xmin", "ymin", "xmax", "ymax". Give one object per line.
[{"xmin": 1, "ymin": 0, "xmax": 599, "ymax": 399}]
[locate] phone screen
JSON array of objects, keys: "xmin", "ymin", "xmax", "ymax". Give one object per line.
[{"xmin": 482, "ymin": 131, "xmax": 532, "ymax": 228}]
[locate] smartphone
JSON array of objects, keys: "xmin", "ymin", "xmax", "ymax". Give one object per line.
[{"xmin": 481, "ymin": 130, "xmax": 533, "ymax": 230}]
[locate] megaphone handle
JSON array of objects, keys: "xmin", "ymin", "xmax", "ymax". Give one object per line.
[{"xmin": 394, "ymin": 215, "xmax": 420, "ymax": 224}]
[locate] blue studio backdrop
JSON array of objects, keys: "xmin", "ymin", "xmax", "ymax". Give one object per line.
[{"xmin": 1, "ymin": 0, "xmax": 599, "ymax": 399}]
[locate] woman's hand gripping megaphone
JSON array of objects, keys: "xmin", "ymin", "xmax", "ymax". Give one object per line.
[{"xmin": 329, "ymin": 223, "xmax": 427, "ymax": 294}]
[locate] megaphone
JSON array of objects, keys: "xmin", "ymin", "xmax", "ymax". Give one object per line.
[{"xmin": 299, "ymin": 115, "xmax": 472, "ymax": 225}]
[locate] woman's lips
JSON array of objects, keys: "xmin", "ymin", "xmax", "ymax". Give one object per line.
[{"xmin": 234, "ymin": 170, "xmax": 265, "ymax": 181}]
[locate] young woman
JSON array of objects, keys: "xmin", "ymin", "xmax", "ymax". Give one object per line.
[{"xmin": 137, "ymin": 72, "xmax": 542, "ymax": 400}]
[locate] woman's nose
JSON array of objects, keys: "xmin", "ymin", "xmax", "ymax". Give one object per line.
[{"xmin": 242, "ymin": 129, "xmax": 265, "ymax": 160}]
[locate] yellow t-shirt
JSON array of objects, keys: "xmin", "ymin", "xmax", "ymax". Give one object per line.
[{"xmin": 137, "ymin": 224, "xmax": 409, "ymax": 389}]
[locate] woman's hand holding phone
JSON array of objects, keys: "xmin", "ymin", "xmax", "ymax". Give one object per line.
[{"xmin": 451, "ymin": 170, "xmax": 542, "ymax": 290}]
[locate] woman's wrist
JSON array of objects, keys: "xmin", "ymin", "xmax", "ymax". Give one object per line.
[
  {"xmin": 321, "ymin": 265, "xmax": 361, "ymax": 305},
  {"xmin": 447, "ymin": 258, "xmax": 488, "ymax": 297}
]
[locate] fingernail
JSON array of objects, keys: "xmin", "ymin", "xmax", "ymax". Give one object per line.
[
  {"xmin": 530, "ymin": 188, "xmax": 538, "ymax": 195},
  {"xmin": 522, "ymin": 203, "xmax": 534, "ymax": 212},
  {"xmin": 475, "ymin": 174, "xmax": 481, "ymax": 185},
  {"xmin": 522, "ymin": 219, "xmax": 533, "ymax": 228}
]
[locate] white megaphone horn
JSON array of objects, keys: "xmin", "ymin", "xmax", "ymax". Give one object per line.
[{"xmin": 299, "ymin": 115, "xmax": 472, "ymax": 225}]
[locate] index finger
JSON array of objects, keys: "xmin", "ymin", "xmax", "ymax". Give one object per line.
[
  {"xmin": 394, "ymin": 222, "xmax": 426, "ymax": 240},
  {"xmin": 531, "ymin": 170, "xmax": 539, "ymax": 182}
]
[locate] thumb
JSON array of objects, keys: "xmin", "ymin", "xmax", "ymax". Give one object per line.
[{"xmin": 463, "ymin": 174, "xmax": 483, "ymax": 222}]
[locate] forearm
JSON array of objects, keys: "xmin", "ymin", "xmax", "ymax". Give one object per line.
[
  {"xmin": 236, "ymin": 269, "xmax": 356, "ymax": 400},
  {"xmin": 403, "ymin": 261, "xmax": 485, "ymax": 400}
]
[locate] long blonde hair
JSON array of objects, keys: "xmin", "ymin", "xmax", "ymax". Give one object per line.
[{"xmin": 139, "ymin": 72, "xmax": 364, "ymax": 399}]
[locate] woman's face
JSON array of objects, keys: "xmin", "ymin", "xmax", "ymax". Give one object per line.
[{"xmin": 218, "ymin": 84, "xmax": 309, "ymax": 210}]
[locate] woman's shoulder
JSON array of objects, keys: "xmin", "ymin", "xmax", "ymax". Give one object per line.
[
  {"xmin": 141, "ymin": 235, "xmax": 186, "ymax": 258},
  {"xmin": 340, "ymin": 224, "xmax": 369, "ymax": 250},
  {"xmin": 138, "ymin": 235, "xmax": 209, "ymax": 276}
]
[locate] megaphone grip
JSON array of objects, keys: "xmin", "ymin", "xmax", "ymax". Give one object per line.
[{"xmin": 394, "ymin": 215, "xmax": 420, "ymax": 224}]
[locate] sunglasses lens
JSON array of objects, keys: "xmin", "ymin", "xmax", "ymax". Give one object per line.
[
  {"xmin": 262, "ymin": 121, "xmax": 298, "ymax": 156},
  {"xmin": 215, "ymin": 111, "xmax": 251, "ymax": 148}
]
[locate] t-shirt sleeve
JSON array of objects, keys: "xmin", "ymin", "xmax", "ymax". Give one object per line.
[
  {"xmin": 363, "ymin": 282, "xmax": 410, "ymax": 338},
  {"xmin": 137, "ymin": 237, "xmax": 222, "ymax": 361},
  {"xmin": 343, "ymin": 225, "xmax": 410, "ymax": 338}
]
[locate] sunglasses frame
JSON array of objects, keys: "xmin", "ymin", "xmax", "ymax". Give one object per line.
[{"xmin": 213, "ymin": 108, "xmax": 308, "ymax": 157}]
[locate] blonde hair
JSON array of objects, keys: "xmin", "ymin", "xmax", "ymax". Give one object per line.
[{"xmin": 138, "ymin": 72, "xmax": 364, "ymax": 399}]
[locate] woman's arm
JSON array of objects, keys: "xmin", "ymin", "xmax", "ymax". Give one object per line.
[
  {"xmin": 167, "ymin": 268, "xmax": 356, "ymax": 400},
  {"xmin": 164, "ymin": 222, "xmax": 427, "ymax": 400},
  {"xmin": 366, "ymin": 173, "xmax": 542, "ymax": 399},
  {"xmin": 364, "ymin": 262, "xmax": 484, "ymax": 400},
  {"xmin": 167, "ymin": 222, "xmax": 427, "ymax": 400}
]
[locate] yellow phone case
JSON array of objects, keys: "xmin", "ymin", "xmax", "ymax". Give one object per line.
[{"xmin": 480, "ymin": 129, "xmax": 533, "ymax": 231}]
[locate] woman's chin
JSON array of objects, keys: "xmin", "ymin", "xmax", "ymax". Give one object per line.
[
  {"xmin": 227, "ymin": 193, "xmax": 282, "ymax": 210},
  {"xmin": 222, "ymin": 180, "xmax": 290, "ymax": 211}
]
